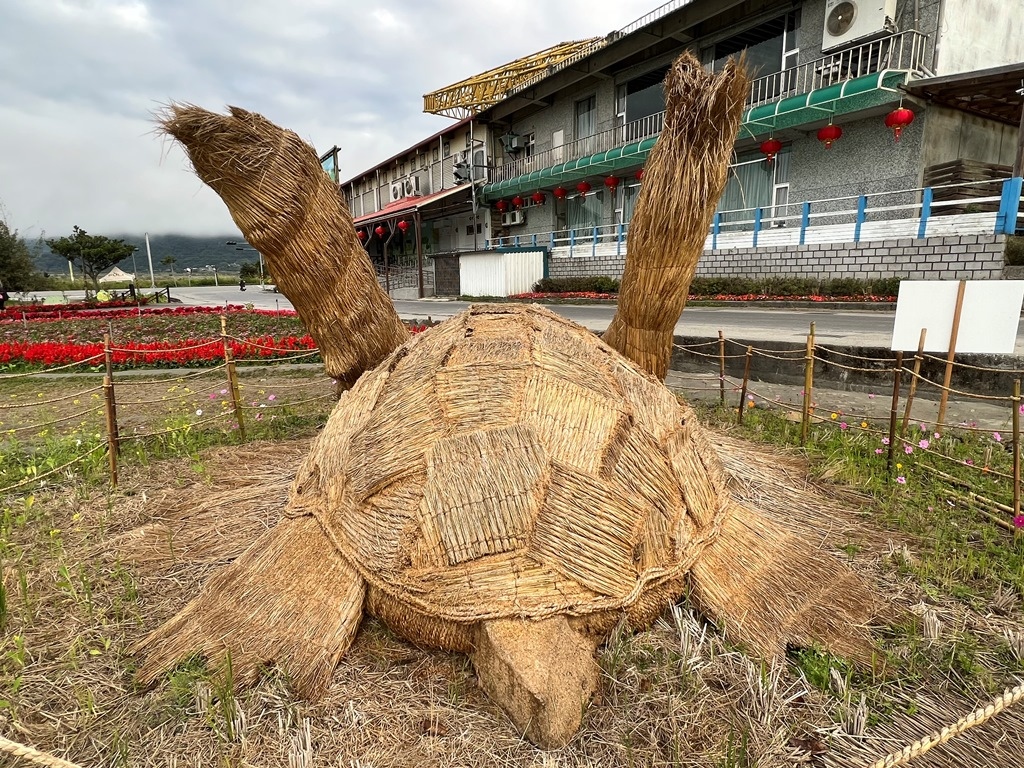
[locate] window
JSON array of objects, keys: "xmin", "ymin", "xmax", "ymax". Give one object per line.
[
  {"xmin": 618, "ymin": 66, "xmax": 670, "ymax": 141},
  {"xmin": 568, "ymin": 190, "xmax": 603, "ymax": 237},
  {"xmin": 575, "ymin": 96, "xmax": 597, "ymax": 153},
  {"xmin": 716, "ymin": 149, "xmax": 791, "ymax": 226},
  {"xmin": 433, "ymin": 147, "xmax": 439, "ymax": 162},
  {"xmin": 713, "ymin": 12, "xmax": 800, "ymax": 100},
  {"xmin": 523, "ymin": 132, "xmax": 535, "ymax": 158},
  {"xmin": 443, "ymin": 142, "xmax": 451, "ymax": 157}
]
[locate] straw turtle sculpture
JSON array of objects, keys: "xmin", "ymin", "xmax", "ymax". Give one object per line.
[{"xmin": 136, "ymin": 54, "xmax": 878, "ymax": 748}]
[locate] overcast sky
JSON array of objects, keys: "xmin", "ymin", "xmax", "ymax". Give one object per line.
[{"xmin": 1, "ymin": 0, "xmax": 659, "ymax": 240}]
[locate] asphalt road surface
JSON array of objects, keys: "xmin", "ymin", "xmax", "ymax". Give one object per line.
[
  {"xmin": 29, "ymin": 285, "xmax": 1020, "ymax": 352},
  {"xmin": 165, "ymin": 286, "xmax": 898, "ymax": 348}
]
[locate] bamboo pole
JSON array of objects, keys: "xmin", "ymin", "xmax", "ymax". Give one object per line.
[
  {"xmin": 718, "ymin": 330, "xmax": 726, "ymax": 406},
  {"xmin": 900, "ymin": 328, "xmax": 927, "ymax": 438},
  {"xmin": 801, "ymin": 322, "xmax": 815, "ymax": 446},
  {"xmin": 1013, "ymin": 379, "xmax": 1021, "ymax": 528},
  {"xmin": 737, "ymin": 345, "xmax": 753, "ymax": 425},
  {"xmin": 103, "ymin": 333, "xmax": 120, "ymax": 454},
  {"xmin": 102, "ymin": 332, "xmax": 119, "ymax": 487},
  {"xmin": 886, "ymin": 351, "xmax": 904, "ymax": 476},
  {"xmin": 221, "ymin": 316, "xmax": 246, "ymax": 440},
  {"xmin": 936, "ymin": 280, "xmax": 967, "ymax": 432}
]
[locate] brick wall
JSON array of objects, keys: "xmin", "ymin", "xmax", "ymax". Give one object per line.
[{"xmin": 546, "ymin": 234, "xmax": 1008, "ymax": 282}]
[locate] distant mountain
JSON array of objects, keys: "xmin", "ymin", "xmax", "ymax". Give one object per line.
[{"xmin": 31, "ymin": 233, "xmax": 256, "ymax": 276}]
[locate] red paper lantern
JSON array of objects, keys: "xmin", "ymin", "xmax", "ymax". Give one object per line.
[
  {"xmin": 495, "ymin": 199, "xmax": 509, "ymax": 213},
  {"xmin": 531, "ymin": 190, "xmax": 545, "ymax": 205},
  {"xmin": 604, "ymin": 175, "xmax": 619, "ymax": 191},
  {"xmin": 817, "ymin": 123, "xmax": 843, "ymax": 149},
  {"xmin": 511, "ymin": 195, "xmax": 524, "ymax": 208},
  {"xmin": 397, "ymin": 219, "xmax": 409, "ymax": 233},
  {"xmin": 553, "ymin": 186, "xmax": 568, "ymax": 199},
  {"xmin": 576, "ymin": 180, "xmax": 592, "ymax": 197},
  {"xmin": 884, "ymin": 107, "xmax": 915, "ymax": 142},
  {"xmin": 635, "ymin": 168, "xmax": 644, "ymax": 182},
  {"xmin": 760, "ymin": 137, "xmax": 783, "ymax": 164},
  {"xmin": 356, "ymin": 229, "xmax": 366, "ymax": 241},
  {"xmin": 374, "ymin": 225, "xmax": 386, "ymax": 238}
]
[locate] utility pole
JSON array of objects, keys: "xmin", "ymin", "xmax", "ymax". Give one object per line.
[
  {"xmin": 144, "ymin": 232, "xmax": 156, "ymax": 288},
  {"xmin": 1014, "ymin": 82, "xmax": 1024, "ymax": 177}
]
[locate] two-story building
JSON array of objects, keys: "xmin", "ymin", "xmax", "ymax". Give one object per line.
[{"xmin": 338, "ymin": 0, "xmax": 1023, "ymax": 297}]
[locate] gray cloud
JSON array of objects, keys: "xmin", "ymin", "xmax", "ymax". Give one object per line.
[{"xmin": 0, "ymin": 0, "xmax": 656, "ymax": 238}]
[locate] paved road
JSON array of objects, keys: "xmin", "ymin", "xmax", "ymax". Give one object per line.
[
  {"xmin": 26, "ymin": 286, "xmax": 1018, "ymax": 353},
  {"xmin": 157, "ymin": 286, "xmax": 900, "ymax": 348}
]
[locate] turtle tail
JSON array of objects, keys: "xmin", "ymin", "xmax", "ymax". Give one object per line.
[
  {"xmin": 689, "ymin": 502, "xmax": 879, "ymax": 664},
  {"xmin": 132, "ymin": 516, "xmax": 365, "ymax": 697}
]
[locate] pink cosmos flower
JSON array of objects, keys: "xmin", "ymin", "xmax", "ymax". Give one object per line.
[
  {"xmin": 839, "ymin": 422, "xmax": 848, "ymax": 430},
  {"xmin": 1014, "ymin": 515, "xmax": 1024, "ymax": 529},
  {"xmin": 875, "ymin": 448, "xmax": 884, "ymax": 454},
  {"xmin": 993, "ymin": 432, "xmax": 1003, "ymax": 442},
  {"xmin": 882, "ymin": 437, "xmax": 890, "ymax": 445},
  {"xmin": 904, "ymin": 444, "xmax": 914, "ymax": 454},
  {"xmin": 918, "ymin": 439, "xmax": 930, "ymax": 450},
  {"xmin": 896, "ymin": 476, "xmax": 906, "ymax": 484}
]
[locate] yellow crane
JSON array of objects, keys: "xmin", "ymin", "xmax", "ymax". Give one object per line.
[{"xmin": 423, "ymin": 38, "xmax": 604, "ymax": 118}]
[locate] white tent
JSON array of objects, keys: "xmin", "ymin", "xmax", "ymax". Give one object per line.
[{"xmin": 98, "ymin": 266, "xmax": 136, "ymax": 284}]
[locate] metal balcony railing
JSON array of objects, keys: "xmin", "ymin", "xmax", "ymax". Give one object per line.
[
  {"xmin": 493, "ymin": 30, "xmax": 931, "ymax": 185},
  {"xmin": 748, "ymin": 30, "xmax": 931, "ymax": 107}
]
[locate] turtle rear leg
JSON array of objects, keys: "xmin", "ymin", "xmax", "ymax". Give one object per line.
[
  {"xmin": 471, "ymin": 616, "xmax": 600, "ymax": 749},
  {"xmin": 132, "ymin": 516, "xmax": 365, "ymax": 698},
  {"xmin": 689, "ymin": 503, "xmax": 878, "ymax": 663}
]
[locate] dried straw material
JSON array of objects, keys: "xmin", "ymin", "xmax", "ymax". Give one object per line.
[
  {"xmin": 158, "ymin": 104, "xmax": 408, "ymax": 386},
  {"xmin": 141, "ymin": 54, "xmax": 879, "ymax": 747},
  {"xmin": 603, "ymin": 52, "xmax": 748, "ymax": 380}
]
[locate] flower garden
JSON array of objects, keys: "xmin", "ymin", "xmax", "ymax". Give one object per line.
[{"xmin": 0, "ymin": 304, "xmax": 430, "ymax": 371}]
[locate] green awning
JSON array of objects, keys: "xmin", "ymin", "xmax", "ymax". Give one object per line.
[
  {"xmin": 481, "ymin": 70, "xmax": 909, "ymax": 201},
  {"xmin": 482, "ymin": 137, "xmax": 657, "ymax": 198},
  {"xmin": 741, "ymin": 69, "xmax": 909, "ymax": 138}
]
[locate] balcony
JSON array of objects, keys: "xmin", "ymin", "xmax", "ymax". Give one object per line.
[{"xmin": 486, "ymin": 31, "xmax": 930, "ymax": 192}]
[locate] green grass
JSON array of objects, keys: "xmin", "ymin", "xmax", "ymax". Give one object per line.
[{"xmin": 696, "ymin": 402, "xmax": 1024, "ymax": 603}]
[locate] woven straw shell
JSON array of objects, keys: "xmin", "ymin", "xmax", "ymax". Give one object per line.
[{"xmin": 287, "ymin": 303, "xmax": 730, "ymax": 629}]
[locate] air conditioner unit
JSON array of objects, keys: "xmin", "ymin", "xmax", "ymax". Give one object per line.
[
  {"xmin": 390, "ymin": 176, "xmax": 422, "ymax": 201},
  {"xmin": 501, "ymin": 210, "xmax": 525, "ymax": 227},
  {"xmin": 822, "ymin": 0, "xmax": 896, "ymax": 52}
]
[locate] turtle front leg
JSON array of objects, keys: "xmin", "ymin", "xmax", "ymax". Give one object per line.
[
  {"xmin": 471, "ymin": 616, "xmax": 600, "ymax": 749},
  {"xmin": 133, "ymin": 516, "xmax": 366, "ymax": 698}
]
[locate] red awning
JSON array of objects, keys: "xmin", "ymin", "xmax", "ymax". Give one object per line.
[{"xmin": 352, "ymin": 185, "xmax": 470, "ymax": 225}]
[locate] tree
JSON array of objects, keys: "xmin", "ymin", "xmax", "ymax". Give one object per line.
[
  {"xmin": 45, "ymin": 226, "xmax": 137, "ymax": 293},
  {"xmin": 238, "ymin": 261, "xmax": 261, "ymax": 280},
  {"xmin": 0, "ymin": 217, "xmax": 46, "ymax": 292},
  {"xmin": 161, "ymin": 255, "xmax": 178, "ymax": 284}
]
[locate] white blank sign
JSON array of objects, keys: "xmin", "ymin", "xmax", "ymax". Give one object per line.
[{"xmin": 891, "ymin": 280, "xmax": 1024, "ymax": 354}]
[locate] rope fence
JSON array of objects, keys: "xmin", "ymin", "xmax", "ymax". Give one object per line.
[
  {"xmin": 673, "ymin": 326, "xmax": 1024, "ymax": 528},
  {"xmin": 0, "ymin": 314, "xmax": 338, "ymax": 493}
]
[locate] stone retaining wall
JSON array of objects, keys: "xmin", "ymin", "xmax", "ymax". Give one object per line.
[{"xmin": 546, "ymin": 234, "xmax": 1008, "ymax": 282}]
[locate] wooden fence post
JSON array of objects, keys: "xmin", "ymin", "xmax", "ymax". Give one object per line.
[
  {"xmin": 103, "ymin": 332, "xmax": 119, "ymax": 486},
  {"xmin": 801, "ymin": 322, "xmax": 816, "ymax": 445},
  {"xmin": 718, "ymin": 331, "xmax": 726, "ymax": 406},
  {"xmin": 886, "ymin": 351, "xmax": 904, "ymax": 476},
  {"xmin": 737, "ymin": 345, "xmax": 753, "ymax": 424},
  {"xmin": 221, "ymin": 316, "xmax": 246, "ymax": 440},
  {"xmin": 936, "ymin": 279, "xmax": 967, "ymax": 433},
  {"xmin": 900, "ymin": 328, "xmax": 927, "ymax": 438},
  {"xmin": 1013, "ymin": 379, "xmax": 1021, "ymax": 529}
]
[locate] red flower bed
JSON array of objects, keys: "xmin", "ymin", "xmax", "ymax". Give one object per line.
[
  {"xmin": 0, "ymin": 304, "xmax": 298, "ymax": 322},
  {"xmin": 508, "ymin": 292, "xmax": 897, "ymax": 302}
]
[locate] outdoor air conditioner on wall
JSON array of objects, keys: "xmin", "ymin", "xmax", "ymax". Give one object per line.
[
  {"xmin": 822, "ymin": 0, "xmax": 897, "ymax": 52},
  {"xmin": 389, "ymin": 176, "xmax": 422, "ymax": 201},
  {"xmin": 501, "ymin": 210, "xmax": 525, "ymax": 227}
]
